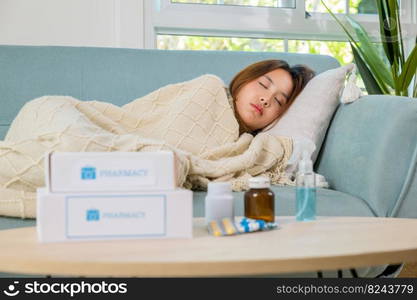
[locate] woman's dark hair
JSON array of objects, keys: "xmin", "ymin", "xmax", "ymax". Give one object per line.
[{"xmin": 229, "ymin": 59, "xmax": 315, "ymax": 133}]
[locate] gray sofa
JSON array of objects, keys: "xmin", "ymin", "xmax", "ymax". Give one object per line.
[{"xmin": 0, "ymin": 45, "xmax": 416, "ymax": 277}]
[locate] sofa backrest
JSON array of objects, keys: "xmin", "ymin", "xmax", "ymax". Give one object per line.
[{"xmin": 0, "ymin": 45, "xmax": 340, "ymax": 139}]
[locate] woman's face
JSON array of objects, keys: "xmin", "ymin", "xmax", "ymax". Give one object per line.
[{"xmin": 235, "ymin": 68, "xmax": 294, "ymax": 131}]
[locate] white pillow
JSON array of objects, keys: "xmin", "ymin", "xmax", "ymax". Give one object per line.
[{"xmin": 263, "ymin": 63, "xmax": 359, "ymax": 164}]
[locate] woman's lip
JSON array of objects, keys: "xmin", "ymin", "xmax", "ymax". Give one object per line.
[{"xmin": 251, "ymin": 103, "xmax": 263, "ymax": 114}]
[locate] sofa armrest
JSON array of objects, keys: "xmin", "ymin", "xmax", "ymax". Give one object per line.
[{"xmin": 316, "ymin": 95, "xmax": 417, "ymax": 217}]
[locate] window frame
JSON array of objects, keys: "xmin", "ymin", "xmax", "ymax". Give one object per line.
[{"xmin": 144, "ymin": 0, "xmax": 417, "ymax": 49}]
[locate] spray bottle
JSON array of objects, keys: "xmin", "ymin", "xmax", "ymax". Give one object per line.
[{"xmin": 295, "ymin": 148, "xmax": 316, "ymax": 222}]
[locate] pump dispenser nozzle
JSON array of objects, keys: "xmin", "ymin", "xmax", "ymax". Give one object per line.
[
  {"xmin": 292, "ymin": 137, "xmax": 316, "ymax": 174},
  {"xmin": 298, "ymin": 150, "xmax": 313, "ymax": 174}
]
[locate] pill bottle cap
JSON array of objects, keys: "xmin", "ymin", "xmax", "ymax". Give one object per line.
[
  {"xmin": 207, "ymin": 181, "xmax": 232, "ymax": 195},
  {"xmin": 248, "ymin": 176, "xmax": 270, "ymax": 189}
]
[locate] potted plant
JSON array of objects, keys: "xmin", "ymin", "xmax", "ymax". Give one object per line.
[{"xmin": 323, "ymin": 0, "xmax": 417, "ymax": 97}]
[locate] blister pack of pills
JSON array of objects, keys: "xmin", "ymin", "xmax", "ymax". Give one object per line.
[{"xmin": 207, "ymin": 217, "xmax": 278, "ymax": 237}]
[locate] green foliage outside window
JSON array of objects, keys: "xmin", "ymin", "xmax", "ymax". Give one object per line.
[
  {"xmin": 306, "ymin": 0, "xmax": 346, "ymax": 13},
  {"xmin": 305, "ymin": 0, "xmax": 377, "ymax": 14},
  {"xmin": 288, "ymin": 40, "xmax": 352, "ymax": 65},
  {"xmin": 349, "ymin": 0, "xmax": 378, "ymax": 14},
  {"xmin": 158, "ymin": 35, "xmax": 352, "ymax": 65},
  {"xmin": 158, "ymin": 35, "xmax": 284, "ymax": 52}
]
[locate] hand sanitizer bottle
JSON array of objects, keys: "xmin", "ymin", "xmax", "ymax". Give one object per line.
[{"xmin": 296, "ymin": 150, "xmax": 316, "ymax": 221}]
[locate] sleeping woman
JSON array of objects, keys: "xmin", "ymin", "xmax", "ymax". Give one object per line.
[{"xmin": 0, "ymin": 59, "xmax": 314, "ymax": 218}]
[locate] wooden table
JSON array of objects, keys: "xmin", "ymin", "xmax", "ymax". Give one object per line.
[{"xmin": 1, "ymin": 217, "xmax": 417, "ymax": 277}]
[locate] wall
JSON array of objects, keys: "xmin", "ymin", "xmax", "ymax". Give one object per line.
[{"xmin": 0, "ymin": 0, "xmax": 144, "ymax": 48}]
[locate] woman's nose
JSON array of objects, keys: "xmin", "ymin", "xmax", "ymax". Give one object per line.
[{"xmin": 260, "ymin": 97, "xmax": 270, "ymax": 107}]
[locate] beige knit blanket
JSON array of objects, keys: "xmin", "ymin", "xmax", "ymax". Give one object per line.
[{"xmin": 0, "ymin": 74, "xmax": 293, "ymax": 219}]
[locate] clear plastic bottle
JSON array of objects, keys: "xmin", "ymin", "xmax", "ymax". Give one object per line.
[
  {"xmin": 205, "ymin": 181, "xmax": 234, "ymax": 224},
  {"xmin": 296, "ymin": 150, "xmax": 316, "ymax": 221},
  {"xmin": 244, "ymin": 176, "xmax": 275, "ymax": 222}
]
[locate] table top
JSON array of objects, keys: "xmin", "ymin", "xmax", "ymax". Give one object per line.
[{"xmin": 1, "ymin": 216, "xmax": 417, "ymax": 277}]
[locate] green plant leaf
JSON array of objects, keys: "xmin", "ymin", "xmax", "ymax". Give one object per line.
[
  {"xmin": 391, "ymin": 0, "xmax": 405, "ymax": 65},
  {"xmin": 391, "ymin": 60, "xmax": 402, "ymax": 95},
  {"xmin": 376, "ymin": 0, "xmax": 395, "ymax": 65},
  {"xmin": 376, "ymin": 0, "xmax": 405, "ymax": 94},
  {"xmin": 399, "ymin": 44, "xmax": 417, "ymax": 92},
  {"xmin": 322, "ymin": 0, "xmax": 391, "ymax": 93},
  {"xmin": 377, "ymin": 0, "xmax": 404, "ymax": 68},
  {"xmin": 351, "ymin": 43, "xmax": 385, "ymax": 95},
  {"xmin": 346, "ymin": 15, "xmax": 395, "ymax": 89}
]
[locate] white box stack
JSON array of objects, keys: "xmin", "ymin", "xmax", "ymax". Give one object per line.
[{"xmin": 37, "ymin": 151, "xmax": 193, "ymax": 243}]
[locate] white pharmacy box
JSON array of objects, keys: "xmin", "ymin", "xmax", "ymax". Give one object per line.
[
  {"xmin": 45, "ymin": 151, "xmax": 178, "ymax": 193},
  {"xmin": 36, "ymin": 188, "xmax": 193, "ymax": 242}
]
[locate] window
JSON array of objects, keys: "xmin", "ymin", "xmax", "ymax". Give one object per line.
[
  {"xmin": 306, "ymin": 0, "xmax": 378, "ymax": 14},
  {"xmin": 145, "ymin": 0, "xmax": 416, "ymax": 66},
  {"xmin": 147, "ymin": 0, "xmax": 415, "ymax": 47},
  {"xmin": 157, "ymin": 34, "xmax": 352, "ymax": 65},
  {"xmin": 288, "ymin": 40, "xmax": 352, "ymax": 64},
  {"xmin": 171, "ymin": 0, "xmax": 376, "ymax": 13},
  {"xmin": 157, "ymin": 35, "xmax": 285, "ymax": 52},
  {"xmin": 171, "ymin": 0, "xmax": 296, "ymax": 8}
]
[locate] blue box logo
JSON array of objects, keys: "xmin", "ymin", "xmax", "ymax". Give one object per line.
[
  {"xmin": 81, "ymin": 166, "xmax": 96, "ymax": 180},
  {"xmin": 86, "ymin": 209, "xmax": 100, "ymax": 221}
]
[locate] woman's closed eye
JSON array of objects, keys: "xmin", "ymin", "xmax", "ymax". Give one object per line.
[
  {"xmin": 258, "ymin": 81, "xmax": 282, "ymax": 107},
  {"xmin": 259, "ymin": 81, "xmax": 282, "ymax": 107},
  {"xmin": 258, "ymin": 81, "xmax": 267, "ymax": 89},
  {"xmin": 275, "ymin": 97, "xmax": 282, "ymax": 107}
]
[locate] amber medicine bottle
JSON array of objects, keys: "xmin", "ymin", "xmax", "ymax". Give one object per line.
[{"xmin": 244, "ymin": 176, "xmax": 275, "ymax": 222}]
